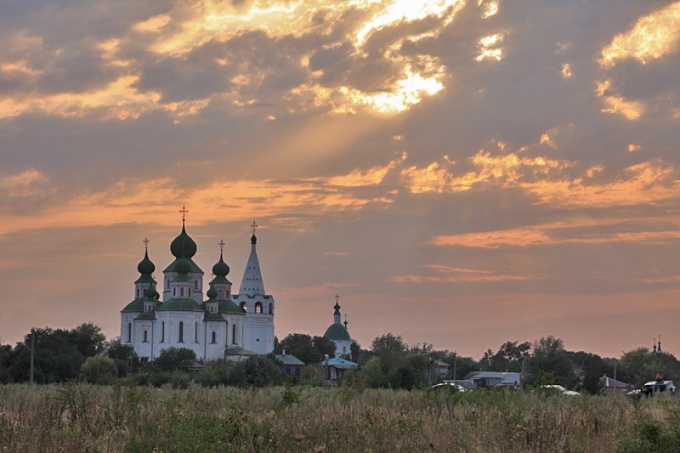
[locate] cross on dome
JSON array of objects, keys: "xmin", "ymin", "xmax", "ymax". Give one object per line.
[
  {"xmin": 251, "ymin": 220, "xmax": 258, "ymax": 235},
  {"xmin": 219, "ymin": 240, "xmax": 225, "ymax": 252},
  {"xmin": 143, "ymin": 237, "xmax": 149, "ymax": 250},
  {"xmin": 180, "ymin": 206, "xmax": 189, "ymax": 225}
]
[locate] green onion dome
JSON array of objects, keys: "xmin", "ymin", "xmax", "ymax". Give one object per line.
[
  {"xmin": 175, "ymin": 255, "xmax": 192, "ymax": 274},
  {"xmin": 145, "ymin": 286, "xmax": 160, "ymax": 300},
  {"xmin": 170, "ymin": 226, "xmax": 197, "ymax": 259},
  {"xmin": 212, "ymin": 252, "xmax": 230, "ymax": 277},
  {"xmin": 207, "ymin": 285, "xmax": 218, "ymax": 300},
  {"xmin": 137, "ymin": 250, "xmax": 155, "ymax": 275}
]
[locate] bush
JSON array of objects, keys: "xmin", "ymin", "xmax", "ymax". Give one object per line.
[{"xmin": 80, "ymin": 354, "xmax": 118, "ymax": 385}]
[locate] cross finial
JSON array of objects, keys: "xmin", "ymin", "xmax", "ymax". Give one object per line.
[
  {"xmin": 344, "ymin": 315, "xmax": 348, "ymax": 328},
  {"xmin": 335, "ymin": 294, "xmax": 340, "ymax": 304},
  {"xmin": 251, "ymin": 220, "xmax": 258, "ymax": 235},
  {"xmin": 180, "ymin": 206, "xmax": 189, "ymax": 225},
  {"xmin": 143, "ymin": 237, "xmax": 149, "ymax": 250},
  {"xmin": 218, "ymin": 240, "xmax": 225, "ymax": 253}
]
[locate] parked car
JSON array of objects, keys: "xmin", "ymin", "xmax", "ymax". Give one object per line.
[
  {"xmin": 431, "ymin": 382, "xmax": 466, "ymax": 393},
  {"xmin": 538, "ymin": 385, "xmax": 581, "ymax": 396},
  {"xmin": 627, "ymin": 380, "xmax": 676, "ymax": 399}
]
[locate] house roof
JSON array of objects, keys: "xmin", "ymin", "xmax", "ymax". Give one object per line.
[
  {"xmin": 323, "ymin": 357, "xmax": 358, "ymax": 369},
  {"xmin": 601, "ymin": 376, "xmax": 631, "ymax": 388},
  {"xmin": 464, "ymin": 371, "xmax": 521, "ymax": 384},
  {"xmin": 276, "ymin": 354, "xmax": 305, "ymax": 366}
]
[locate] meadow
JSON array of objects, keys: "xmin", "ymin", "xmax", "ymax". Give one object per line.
[{"xmin": 0, "ymin": 383, "xmax": 679, "ymax": 452}]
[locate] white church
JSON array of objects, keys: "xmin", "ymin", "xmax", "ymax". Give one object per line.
[{"xmin": 120, "ymin": 213, "xmax": 275, "ymax": 361}]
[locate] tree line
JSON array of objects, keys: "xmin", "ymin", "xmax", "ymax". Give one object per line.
[{"xmin": 1, "ymin": 324, "xmax": 678, "ymax": 394}]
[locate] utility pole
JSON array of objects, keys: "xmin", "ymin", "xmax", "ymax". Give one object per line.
[{"xmin": 30, "ymin": 328, "xmax": 35, "ymax": 384}]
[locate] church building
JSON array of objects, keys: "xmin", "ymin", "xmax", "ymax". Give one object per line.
[
  {"xmin": 120, "ymin": 211, "xmax": 275, "ymax": 361},
  {"xmin": 323, "ymin": 295, "xmax": 352, "ymax": 359}
]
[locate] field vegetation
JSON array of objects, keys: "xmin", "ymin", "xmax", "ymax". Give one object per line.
[{"xmin": 1, "ymin": 383, "xmax": 680, "ymax": 452}]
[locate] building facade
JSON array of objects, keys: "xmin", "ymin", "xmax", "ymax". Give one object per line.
[{"xmin": 120, "ymin": 219, "xmax": 275, "ymax": 361}]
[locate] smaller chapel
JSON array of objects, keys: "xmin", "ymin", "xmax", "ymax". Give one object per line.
[
  {"xmin": 120, "ymin": 211, "xmax": 275, "ymax": 361},
  {"xmin": 323, "ymin": 295, "xmax": 352, "ymax": 358}
]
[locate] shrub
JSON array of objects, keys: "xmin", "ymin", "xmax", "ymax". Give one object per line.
[{"xmin": 80, "ymin": 354, "xmax": 118, "ymax": 385}]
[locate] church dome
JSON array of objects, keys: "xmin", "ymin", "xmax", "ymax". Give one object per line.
[
  {"xmin": 170, "ymin": 226, "xmax": 197, "ymax": 259},
  {"xmin": 206, "ymin": 285, "xmax": 218, "ymax": 300},
  {"xmin": 324, "ymin": 323, "xmax": 351, "ymax": 341},
  {"xmin": 145, "ymin": 286, "xmax": 160, "ymax": 300},
  {"xmin": 174, "ymin": 256, "xmax": 192, "ymax": 274},
  {"xmin": 137, "ymin": 250, "xmax": 155, "ymax": 275},
  {"xmin": 213, "ymin": 253, "xmax": 230, "ymax": 277}
]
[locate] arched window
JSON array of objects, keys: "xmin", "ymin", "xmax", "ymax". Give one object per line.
[
  {"xmin": 232, "ymin": 324, "xmax": 237, "ymax": 344},
  {"xmin": 240, "ymin": 302, "xmax": 247, "ymax": 313},
  {"xmin": 161, "ymin": 322, "xmax": 165, "ymax": 343},
  {"xmin": 173, "ymin": 288, "xmax": 176, "ymax": 296},
  {"xmin": 255, "ymin": 302, "xmax": 263, "ymax": 314},
  {"xmin": 194, "ymin": 280, "xmax": 199, "ymax": 290},
  {"xmin": 143, "ymin": 330, "xmax": 148, "ymax": 343},
  {"xmin": 219, "ymin": 289, "xmax": 223, "ymax": 298},
  {"xmin": 195, "ymin": 322, "xmax": 198, "ymax": 343},
  {"xmin": 180, "ymin": 287, "xmax": 184, "ymax": 297},
  {"xmin": 268, "ymin": 303, "xmax": 273, "ymax": 314},
  {"xmin": 211, "ymin": 331, "xmax": 216, "ymax": 344},
  {"xmin": 178, "ymin": 321, "xmax": 184, "ymax": 343},
  {"xmin": 127, "ymin": 323, "xmax": 132, "ymax": 343},
  {"xmin": 188, "ymin": 288, "xmax": 192, "ymax": 297}
]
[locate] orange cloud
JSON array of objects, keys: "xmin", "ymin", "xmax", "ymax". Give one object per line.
[{"xmin": 394, "ymin": 264, "xmax": 539, "ymax": 283}]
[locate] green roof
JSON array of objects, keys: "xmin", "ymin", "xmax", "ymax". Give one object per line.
[
  {"xmin": 323, "ymin": 323, "xmax": 351, "ymax": 341},
  {"xmin": 134, "ymin": 274, "xmax": 156, "ymax": 284},
  {"xmin": 204, "ymin": 312, "xmax": 226, "ymax": 322},
  {"xmin": 202, "ymin": 300, "xmax": 244, "ymax": 315},
  {"xmin": 163, "ymin": 257, "xmax": 203, "ymax": 273},
  {"xmin": 156, "ymin": 298, "xmax": 204, "ymax": 312},
  {"xmin": 121, "ymin": 298, "xmax": 146, "ymax": 313},
  {"xmin": 135, "ymin": 311, "xmax": 156, "ymax": 321},
  {"xmin": 275, "ymin": 354, "xmax": 305, "ymax": 366},
  {"xmin": 225, "ymin": 347, "xmax": 258, "ymax": 356},
  {"xmin": 211, "ymin": 276, "xmax": 232, "ymax": 285}
]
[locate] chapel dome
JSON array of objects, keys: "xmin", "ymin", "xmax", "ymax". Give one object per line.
[
  {"xmin": 137, "ymin": 251, "xmax": 155, "ymax": 275},
  {"xmin": 170, "ymin": 226, "xmax": 197, "ymax": 259},
  {"xmin": 213, "ymin": 254, "xmax": 230, "ymax": 277}
]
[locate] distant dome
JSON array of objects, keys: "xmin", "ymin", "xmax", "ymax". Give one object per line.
[
  {"xmin": 213, "ymin": 253, "xmax": 230, "ymax": 277},
  {"xmin": 170, "ymin": 226, "xmax": 197, "ymax": 259},
  {"xmin": 145, "ymin": 287, "xmax": 160, "ymax": 300},
  {"xmin": 175, "ymin": 256, "xmax": 192, "ymax": 274},
  {"xmin": 207, "ymin": 285, "xmax": 218, "ymax": 300},
  {"xmin": 137, "ymin": 250, "xmax": 155, "ymax": 275}
]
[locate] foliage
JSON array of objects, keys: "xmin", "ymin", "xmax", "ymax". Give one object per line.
[
  {"xmin": 152, "ymin": 347, "xmax": 197, "ymax": 372},
  {"xmin": 80, "ymin": 354, "xmax": 118, "ymax": 385},
  {"xmin": 105, "ymin": 337, "xmax": 141, "ymax": 377},
  {"xmin": 275, "ymin": 333, "xmax": 333, "ymax": 364},
  {"xmin": 617, "ymin": 348, "xmax": 680, "ymax": 387},
  {"xmin": 482, "ymin": 341, "xmax": 531, "ymax": 372},
  {"xmin": 524, "ymin": 335, "xmax": 577, "ymax": 388},
  {"xmin": 1, "ymin": 383, "xmax": 677, "ymax": 452}
]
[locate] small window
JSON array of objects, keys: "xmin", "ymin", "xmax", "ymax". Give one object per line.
[
  {"xmin": 226, "ymin": 290, "xmax": 230, "ymax": 298},
  {"xmin": 179, "ymin": 321, "xmax": 184, "ymax": 343},
  {"xmin": 255, "ymin": 302, "xmax": 263, "ymax": 314},
  {"xmin": 195, "ymin": 322, "xmax": 198, "ymax": 343},
  {"xmin": 143, "ymin": 330, "xmax": 148, "ymax": 343},
  {"xmin": 194, "ymin": 280, "xmax": 199, "ymax": 290},
  {"xmin": 232, "ymin": 324, "xmax": 237, "ymax": 344},
  {"xmin": 188, "ymin": 288, "xmax": 192, "ymax": 297},
  {"xmin": 219, "ymin": 289, "xmax": 223, "ymax": 298},
  {"xmin": 161, "ymin": 322, "xmax": 165, "ymax": 343},
  {"xmin": 127, "ymin": 323, "xmax": 132, "ymax": 343},
  {"xmin": 268, "ymin": 303, "xmax": 273, "ymax": 315},
  {"xmin": 180, "ymin": 287, "xmax": 184, "ymax": 297},
  {"xmin": 211, "ymin": 331, "xmax": 216, "ymax": 344},
  {"xmin": 173, "ymin": 288, "xmax": 176, "ymax": 296}
]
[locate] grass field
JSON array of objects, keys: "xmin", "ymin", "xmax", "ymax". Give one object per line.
[{"xmin": 1, "ymin": 383, "xmax": 679, "ymax": 452}]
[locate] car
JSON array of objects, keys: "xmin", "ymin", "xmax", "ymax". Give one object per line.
[
  {"xmin": 431, "ymin": 382, "xmax": 466, "ymax": 393},
  {"xmin": 632, "ymin": 380, "xmax": 677, "ymax": 398},
  {"xmin": 538, "ymin": 385, "xmax": 581, "ymax": 396}
]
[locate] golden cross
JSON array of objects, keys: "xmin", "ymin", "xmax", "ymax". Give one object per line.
[
  {"xmin": 219, "ymin": 240, "xmax": 225, "ymax": 252},
  {"xmin": 180, "ymin": 206, "xmax": 188, "ymax": 224},
  {"xmin": 143, "ymin": 237, "xmax": 149, "ymax": 250},
  {"xmin": 251, "ymin": 220, "xmax": 258, "ymax": 235}
]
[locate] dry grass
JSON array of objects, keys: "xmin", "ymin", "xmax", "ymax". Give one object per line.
[{"xmin": 0, "ymin": 383, "xmax": 677, "ymax": 452}]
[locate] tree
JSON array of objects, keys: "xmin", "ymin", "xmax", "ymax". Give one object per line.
[
  {"xmin": 232, "ymin": 356, "xmax": 284, "ymax": 387},
  {"xmin": 371, "ymin": 333, "xmax": 407, "ymax": 357},
  {"xmin": 276, "ymin": 334, "xmax": 326, "ymax": 364},
  {"xmin": 106, "ymin": 337, "xmax": 140, "ymax": 377},
  {"xmin": 153, "ymin": 347, "xmax": 197, "ymax": 372},
  {"xmin": 81, "ymin": 354, "xmax": 118, "ymax": 385},
  {"xmin": 70, "ymin": 323, "xmax": 106, "ymax": 357},
  {"xmin": 525, "ymin": 336, "xmax": 576, "ymax": 388},
  {"xmin": 567, "ymin": 351, "xmax": 611, "ymax": 394},
  {"xmin": 617, "ymin": 348, "xmax": 680, "ymax": 387}
]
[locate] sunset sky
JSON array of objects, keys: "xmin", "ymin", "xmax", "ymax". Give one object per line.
[{"xmin": 1, "ymin": 0, "xmax": 680, "ymax": 359}]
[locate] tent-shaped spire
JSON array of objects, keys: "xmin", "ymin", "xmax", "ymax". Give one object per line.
[{"xmin": 239, "ymin": 222, "xmax": 265, "ymax": 296}]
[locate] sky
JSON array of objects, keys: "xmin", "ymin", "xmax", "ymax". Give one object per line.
[{"xmin": 1, "ymin": 0, "xmax": 679, "ymax": 359}]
